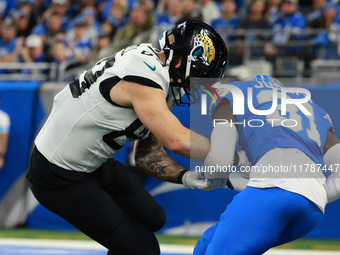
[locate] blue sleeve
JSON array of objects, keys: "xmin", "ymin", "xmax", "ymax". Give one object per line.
[
  {"xmin": 31, "ymin": 24, "xmax": 46, "ymax": 35},
  {"xmin": 319, "ymin": 106, "xmax": 334, "ymax": 132},
  {"xmin": 3, "ymin": 0, "xmax": 15, "ymax": 19},
  {"xmin": 233, "ymin": 17, "xmax": 241, "ymax": 29},
  {"xmin": 211, "ymin": 19, "xmax": 221, "ymax": 29},
  {"xmin": 312, "ymin": 31, "xmax": 330, "ymax": 46},
  {"xmin": 291, "ymin": 15, "xmax": 307, "ymax": 41}
]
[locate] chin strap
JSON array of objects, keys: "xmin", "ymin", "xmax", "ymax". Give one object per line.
[
  {"xmin": 165, "ymin": 49, "xmax": 174, "ymax": 68},
  {"xmin": 185, "ymin": 56, "xmax": 191, "ymax": 80}
]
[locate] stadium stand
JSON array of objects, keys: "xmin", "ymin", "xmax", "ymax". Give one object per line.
[{"xmin": 0, "ymin": 0, "xmax": 337, "ymax": 80}]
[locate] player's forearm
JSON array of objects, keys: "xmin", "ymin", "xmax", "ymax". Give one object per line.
[
  {"xmin": 135, "ymin": 134, "xmax": 188, "ymax": 183},
  {"xmin": 159, "ymin": 129, "xmax": 209, "ymax": 161},
  {"xmin": 204, "ymin": 123, "xmax": 239, "ymax": 179},
  {"xmin": 189, "ymin": 130, "xmax": 211, "ymax": 161}
]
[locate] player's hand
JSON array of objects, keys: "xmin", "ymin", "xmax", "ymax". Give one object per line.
[
  {"xmin": 182, "ymin": 171, "xmax": 211, "ymax": 190},
  {"xmin": 182, "ymin": 171, "xmax": 234, "ymax": 191}
]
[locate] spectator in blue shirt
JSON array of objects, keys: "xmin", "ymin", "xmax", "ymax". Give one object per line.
[
  {"xmin": 32, "ymin": 12, "xmax": 64, "ymax": 37},
  {"xmin": 307, "ymin": 0, "xmax": 331, "ymax": 29},
  {"xmin": 49, "ymin": 40, "xmax": 69, "ymax": 66},
  {"xmin": 199, "ymin": 0, "xmax": 221, "ymax": 25},
  {"xmin": 20, "ymin": 34, "xmax": 45, "ymax": 63},
  {"xmin": 266, "ymin": 0, "xmax": 283, "ymax": 26},
  {"xmin": 32, "ymin": 12, "xmax": 65, "ymax": 54},
  {"xmin": 100, "ymin": 0, "xmax": 128, "ymax": 29},
  {"xmin": 312, "ymin": 4, "xmax": 340, "ymax": 60},
  {"xmin": 80, "ymin": 8, "xmax": 101, "ymax": 45},
  {"xmin": 272, "ymin": 0, "xmax": 307, "ymax": 45},
  {"xmin": 240, "ymin": 0, "xmax": 270, "ymax": 40},
  {"xmin": 92, "ymin": 30, "xmax": 112, "ymax": 60},
  {"xmin": 39, "ymin": 0, "xmax": 70, "ymax": 32},
  {"xmin": 65, "ymin": 17, "xmax": 93, "ymax": 65},
  {"xmin": 11, "ymin": 9, "xmax": 32, "ymax": 37},
  {"xmin": 211, "ymin": 0, "xmax": 241, "ymax": 42},
  {"xmin": 48, "ymin": 40, "xmax": 71, "ymax": 80},
  {"xmin": 19, "ymin": 34, "xmax": 48, "ymax": 75},
  {"xmin": 179, "ymin": 0, "xmax": 203, "ymax": 23},
  {"xmin": 16, "ymin": 0, "xmax": 36, "ymax": 34},
  {"xmin": 239, "ymin": 0, "xmax": 270, "ymax": 57},
  {"xmin": 101, "ymin": 17, "xmax": 117, "ymax": 38},
  {"xmin": 0, "ymin": 21, "xmax": 22, "ymax": 66},
  {"xmin": 31, "ymin": 0, "xmax": 49, "ymax": 25},
  {"xmin": 155, "ymin": 0, "xmax": 184, "ymax": 30},
  {"xmin": 0, "ymin": 0, "xmax": 15, "ymax": 20},
  {"xmin": 113, "ymin": 1, "xmax": 154, "ymax": 52},
  {"xmin": 264, "ymin": 0, "xmax": 308, "ymax": 76}
]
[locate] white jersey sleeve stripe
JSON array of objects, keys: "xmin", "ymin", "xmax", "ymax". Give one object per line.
[{"xmin": 123, "ymin": 75, "xmax": 163, "ymax": 90}]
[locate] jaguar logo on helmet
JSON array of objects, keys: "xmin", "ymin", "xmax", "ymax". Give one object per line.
[{"xmin": 191, "ymin": 31, "xmax": 216, "ymax": 66}]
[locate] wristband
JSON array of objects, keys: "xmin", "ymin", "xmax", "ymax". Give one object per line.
[{"xmin": 177, "ymin": 169, "xmax": 189, "ymax": 184}]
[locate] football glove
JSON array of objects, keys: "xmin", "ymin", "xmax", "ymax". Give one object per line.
[
  {"xmin": 182, "ymin": 171, "xmax": 234, "ymax": 191},
  {"xmin": 182, "ymin": 171, "xmax": 211, "ymax": 190}
]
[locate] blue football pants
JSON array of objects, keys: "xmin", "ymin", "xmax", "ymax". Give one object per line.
[{"xmin": 194, "ymin": 186, "xmax": 322, "ymax": 255}]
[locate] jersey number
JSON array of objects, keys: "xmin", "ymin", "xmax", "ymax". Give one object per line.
[
  {"xmin": 68, "ymin": 52, "xmax": 150, "ymax": 151},
  {"xmin": 103, "ymin": 119, "xmax": 149, "ymax": 151},
  {"xmin": 69, "ymin": 55, "xmax": 116, "ymax": 98},
  {"xmin": 257, "ymin": 90, "xmax": 321, "ymax": 146}
]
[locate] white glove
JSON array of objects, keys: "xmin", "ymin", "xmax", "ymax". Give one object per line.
[
  {"xmin": 182, "ymin": 171, "xmax": 211, "ymax": 191},
  {"xmin": 182, "ymin": 171, "xmax": 234, "ymax": 191}
]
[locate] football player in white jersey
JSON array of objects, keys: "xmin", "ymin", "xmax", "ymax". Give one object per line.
[{"xmin": 26, "ymin": 20, "xmax": 228, "ymax": 255}]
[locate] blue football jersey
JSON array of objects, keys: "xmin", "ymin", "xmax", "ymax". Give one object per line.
[{"xmin": 211, "ymin": 76, "xmax": 333, "ymax": 165}]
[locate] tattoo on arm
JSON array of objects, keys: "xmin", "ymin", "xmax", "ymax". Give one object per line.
[{"xmin": 135, "ymin": 133, "xmax": 187, "ymax": 183}]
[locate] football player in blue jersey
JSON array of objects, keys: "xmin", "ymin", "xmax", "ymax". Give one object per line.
[{"xmin": 194, "ymin": 75, "xmax": 340, "ymax": 255}]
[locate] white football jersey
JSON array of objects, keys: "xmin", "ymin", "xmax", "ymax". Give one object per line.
[{"xmin": 35, "ymin": 44, "xmax": 172, "ymax": 172}]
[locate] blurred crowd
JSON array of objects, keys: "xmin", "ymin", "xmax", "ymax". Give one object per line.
[{"xmin": 0, "ymin": 0, "xmax": 339, "ymax": 78}]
